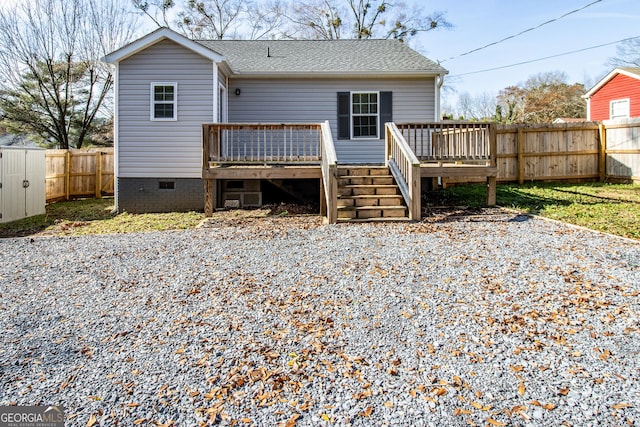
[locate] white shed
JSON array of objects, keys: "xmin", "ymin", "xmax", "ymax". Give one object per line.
[{"xmin": 0, "ymin": 147, "xmax": 46, "ymax": 223}]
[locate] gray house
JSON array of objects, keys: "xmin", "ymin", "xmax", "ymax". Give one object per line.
[{"xmin": 104, "ymin": 28, "xmax": 466, "ymax": 218}]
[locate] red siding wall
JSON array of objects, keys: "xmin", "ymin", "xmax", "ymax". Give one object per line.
[{"xmin": 589, "ymin": 73, "xmax": 640, "ymax": 120}]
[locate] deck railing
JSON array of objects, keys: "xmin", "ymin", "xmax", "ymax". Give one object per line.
[
  {"xmin": 202, "ymin": 122, "xmax": 338, "ymax": 222},
  {"xmin": 203, "ymin": 123, "xmax": 322, "ymax": 165},
  {"xmin": 385, "ymin": 123, "xmax": 421, "ymax": 220},
  {"xmin": 396, "ymin": 122, "xmax": 494, "ymax": 163},
  {"xmin": 320, "ymin": 121, "xmax": 338, "ymax": 224}
]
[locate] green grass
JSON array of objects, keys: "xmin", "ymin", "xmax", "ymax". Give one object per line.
[
  {"xmin": 2, "ymin": 183, "xmax": 639, "ymax": 239},
  {"xmin": 427, "ymin": 182, "xmax": 640, "ymax": 240},
  {"xmin": 0, "ymin": 198, "xmax": 205, "ymax": 238}
]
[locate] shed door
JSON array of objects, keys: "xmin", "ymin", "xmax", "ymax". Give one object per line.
[
  {"xmin": 0, "ymin": 149, "xmax": 26, "ymax": 223},
  {"xmin": 25, "ymin": 149, "xmax": 46, "ymax": 217}
]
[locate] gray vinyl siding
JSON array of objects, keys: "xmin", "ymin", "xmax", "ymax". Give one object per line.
[
  {"xmin": 118, "ymin": 39, "xmax": 215, "ymax": 178},
  {"xmin": 228, "ymin": 77, "xmax": 436, "ymax": 163}
]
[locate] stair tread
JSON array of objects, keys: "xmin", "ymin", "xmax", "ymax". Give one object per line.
[
  {"xmin": 338, "ymin": 194, "xmax": 403, "ymax": 199},
  {"xmin": 340, "ymin": 184, "xmax": 398, "ymax": 188},
  {"xmin": 338, "ymin": 175, "xmax": 394, "ymax": 179},
  {"xmin": 337, "ymin": 217, "xmax": 412, "ymax": 223},
  {"xmin": 338, "ymin": 205, "xmax": 407, "ymax": 211}
]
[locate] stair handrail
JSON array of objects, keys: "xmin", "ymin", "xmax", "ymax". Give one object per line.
[
  {"xmin": 385, "ymin": 122, "xmax": 421, "ymax": 220},
  {"xmin": 320, "ymin": 120, "xmax": 338, "ymax": 224}
]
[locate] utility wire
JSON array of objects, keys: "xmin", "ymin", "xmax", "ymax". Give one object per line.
[
  {"xmin": 439, "ymin": 0, "xmax": 603, "ymax": 63},
  {"xmin": 449, "ymin": 35, "xmax": 640, "ymax": 77}
]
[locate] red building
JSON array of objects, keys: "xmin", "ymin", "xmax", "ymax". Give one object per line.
[{"xmin": 584, "ymin": 68, "xmax": 640, "ymax": 121}]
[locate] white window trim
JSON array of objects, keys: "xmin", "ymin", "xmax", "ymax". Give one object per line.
[
  {"xmin": 218, "ymin": 83, "xmax": 227, "ymax": 123},
  {"xmin": 350, "ymin": 90, "xmax": 380, "ymax": 140},
  {"xmin": 150, "ymin": 82, "xmax": 178, "ymax": 121},
  {"xmin": 610, "ymin": 98, "xmax": 630, "ymax": 120}
]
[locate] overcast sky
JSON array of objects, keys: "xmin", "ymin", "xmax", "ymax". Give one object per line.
[{"xmin": 412, "ymin": 0, "xmax": 640, "ymax": 109}]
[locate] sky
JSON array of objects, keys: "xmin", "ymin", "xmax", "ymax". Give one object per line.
[{"xmin": 410, "ymin": 0, "xmax": 640, "ymax": 112}]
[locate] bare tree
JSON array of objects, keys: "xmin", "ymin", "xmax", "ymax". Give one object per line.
[
  {"xmin": 284, "ymin": 0, "xmax": 450, "ymax": 41},
  {"xmin": 456, "ymin": 91, "xmax": 497, "ymax": 121},
  {"xmin": 283, "ymin": 0, "xmax": 345, "ymax": 40},
  {"xmin": 0, "ymin": 0, "xmax": 137, "ymax": 148},
  {"xmin": 132, "ymin": 0, "xmax": 176, "ymax": 29},
  {"xmin": 608, "ymin": 37, "xmax": 640, "ymax": 68},
  {"xmin": 245, "ymin": 0, "xmax": 286, "ymax": 39},
  {"xmin": 158, "ymin": 0, "xmax": 285, "ymax": 40}
]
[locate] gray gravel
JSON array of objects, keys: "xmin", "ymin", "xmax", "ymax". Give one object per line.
[{"xmin": 1, "ymin": 209, "xmax": 639, "ymax": 426}]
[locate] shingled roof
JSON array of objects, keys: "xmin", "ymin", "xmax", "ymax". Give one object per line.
[
  {"xmin": 196, "ymin": 39, "xmax": 446, "ymax": 76},
  {"xmin": 104, "ymin": 28, "xmax": 447, "ymax": 77}
]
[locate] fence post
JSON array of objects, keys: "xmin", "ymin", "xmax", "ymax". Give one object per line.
[
  {"xmin": 95, "ymin": 151, "xmax": 103, "ymax": 199},
  {"xmin": 517, "ymin": 127, "xmax": 525, "ymax": 184},
  {"xmin": 65, "ymin": 150, "xmax": 71, "ymax": 200},
  {"xmin": 598, "ymin": 123, "xmax": 607, "ymax": 182}
]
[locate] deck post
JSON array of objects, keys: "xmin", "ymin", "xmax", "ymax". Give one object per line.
[
  {"xmin": 486, "ymin": 176, "xmax": 497, "ymax": 206},
  {"xmin": 410, "ymin": 162, "xmax": 421, "ymax": 220},
  {"xmin": 319, "ymin": 177, "xmax": 327, "ymax": 216},
  {"xmin": 204, "ymin": 179, "xmax": 216, "ymax": 216}
]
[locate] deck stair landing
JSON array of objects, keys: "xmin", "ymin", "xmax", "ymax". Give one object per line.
[{"xmin": 336, "ymin": 166, "xmax": 409, "ymax": 222}]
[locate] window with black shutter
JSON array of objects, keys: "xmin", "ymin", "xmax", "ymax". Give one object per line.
[{"xmin": 337, "ymin": 91, "xmax": 392, "ymax": 140}]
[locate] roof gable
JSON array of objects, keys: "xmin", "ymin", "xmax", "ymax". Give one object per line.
[
  {"xmin": 103, "ymin": 27, "xmax": 225, "ymax": 64},
  {"xmin": 584, "ymin": 67, "xmax": 640, "ymax": 98}
]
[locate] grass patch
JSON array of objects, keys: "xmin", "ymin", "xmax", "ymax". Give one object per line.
[
  {"xmin": 426, "ymin": 182, "xmax": 640, "ymax": 240},
  {"xmin": 0, "ymin": 198, "xmax": 205, "ymax": 238}
]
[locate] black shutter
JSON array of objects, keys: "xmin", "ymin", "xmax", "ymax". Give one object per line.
[
  {"xmin": 337, "ymin": 92, "xmax": 350, "ymax": 140},
  {"xmin": 380, "ymin": 91, "xmax": 393, "ymax": 134}
]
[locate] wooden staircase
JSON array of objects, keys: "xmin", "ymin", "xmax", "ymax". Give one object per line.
[{"xmin": 336, "ymin": 166, "xmax": 409, "ymax": 222}]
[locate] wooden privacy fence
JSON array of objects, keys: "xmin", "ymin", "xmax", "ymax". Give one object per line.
[
  {"xmin": 446, "ymin": 120, "xmax": 640, "ymax": 184},
  {"xmin": 46, "ymin": 148, "xmax": 114, "ymax": 202}
]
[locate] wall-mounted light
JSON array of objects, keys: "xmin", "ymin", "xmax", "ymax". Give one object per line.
[{"xmin": 235, "ymin": 88, "xmax": 241, "ymax": 96}]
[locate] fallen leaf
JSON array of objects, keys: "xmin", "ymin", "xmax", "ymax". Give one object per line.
[
  {"xmin": 612, "ymin": 403, "xmax": 632, "ymax": 409},
  {"xmin": 358, "ymin": 406, "xmax": 373, "ymax": 417},
  {"xmin": 87, "ymin": 415, "xmax": 97, "ymax": 427},
  {"xmin": 518, "ymin": 382, "xmax": 526, "ymax": 396},
  {"xmin": 283, "ymin": 414, "xmax": 299, "ymax": 427},
  {"xmin": 486, "ymin": 418, "xmax": 506, "ymax": 426}
]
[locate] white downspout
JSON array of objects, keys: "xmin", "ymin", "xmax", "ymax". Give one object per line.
[
  {"xmin": 112, "ymin": 63, "xmax": 119, "ymax": 213},
  {"xmin": 435, "ymin": 73, "xmax": 446, "ymax": 122}
]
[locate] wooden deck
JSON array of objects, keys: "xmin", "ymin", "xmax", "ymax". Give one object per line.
[{"xmin": 203, "ymin": 121, "xmax": 498, "ymax": 223}]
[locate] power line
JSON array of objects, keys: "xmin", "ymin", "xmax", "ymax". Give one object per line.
[
  {"xmin": 439, "ymin": 0, "xmax": 604, "ymax": 63},
  {"xmin": 449, "ymin": 36, "xmax": 640, "ymax": 78}
]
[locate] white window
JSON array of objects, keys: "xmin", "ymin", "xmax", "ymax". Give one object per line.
[
  {"xmin": 610, "ymin": 98, "xmax": 629, "ymax": 120},
  {"xmin": 351, "ymin": 92, "xmax": 379, "ymax": 139},
  {"xmin": 151, "ymin": 82, "xmax": 177, "ymax": 121}
]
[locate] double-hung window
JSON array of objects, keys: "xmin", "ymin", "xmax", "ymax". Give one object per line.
[
  {"xmin": 337, "ymin": 91, "xmax": 392, "ymax": 140},
  {"xmin": 151, "ymin": 82, "xmax": 177, "ymax": 121},
  {"xmin": 352, "ymin": 92, "xmax": 379, "ymax": 138},
  {"xmin": 610, "ymin": 98, "xmax": 629, "ymax": 120}
]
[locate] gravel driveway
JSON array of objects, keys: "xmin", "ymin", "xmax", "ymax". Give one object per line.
[{"xmin": 1, "ymin": 209, "xmax": 639, "ymax": 426}]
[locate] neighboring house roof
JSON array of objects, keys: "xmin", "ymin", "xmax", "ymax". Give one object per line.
[
  {"xmin": 104, "ymin": 27, "xmax": 447, "ymax": 78},
  {"xmin": 552, "ymin": 117, "xmax": 588, "ymax": 123},
  {"xmin": 583, "ymin": 67, "xmax": 640, "ymax": 98},
  {"xmin": 196, "ymin": 39, "xmax": 447, "ymax": 77}
]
